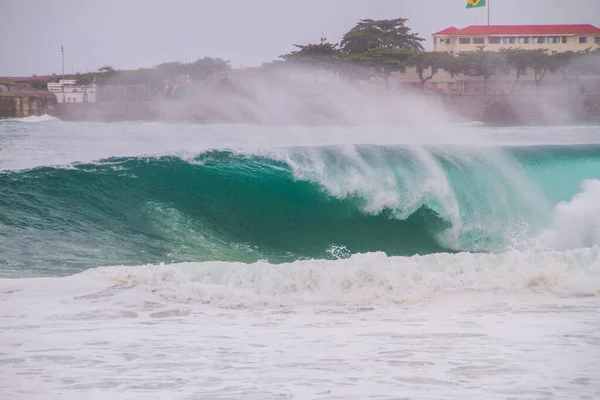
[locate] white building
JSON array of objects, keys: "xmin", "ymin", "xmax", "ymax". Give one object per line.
[{"xmin": 47, "ymin": 79, "xmax": 97, "ymax": 103}]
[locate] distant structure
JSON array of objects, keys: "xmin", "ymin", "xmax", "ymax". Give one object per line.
[
  {"xmin": 47, "ymin": 79, "xmax": 97, "ymax": 103},
  {"xmin": 0, "ymin": 81, "xmax": 57, "ymax": 118},
  {"xmin": 433, "ymin": 24, "xmax": 600, "ymax": 54}
]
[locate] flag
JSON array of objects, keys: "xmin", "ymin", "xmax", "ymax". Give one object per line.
[{"xmin": 466, "ymin": 0, "xmax": 486, "ymax": 8}]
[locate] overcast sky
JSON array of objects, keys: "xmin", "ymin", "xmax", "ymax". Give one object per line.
[{"xmin": 1, "ymin": 0, "xmax": 599, "ymax": 76}]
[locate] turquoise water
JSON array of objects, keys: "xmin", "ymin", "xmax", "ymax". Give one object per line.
[{"xmin": 2, "ymin": 140, "xmax": 599, "ymax": 277}]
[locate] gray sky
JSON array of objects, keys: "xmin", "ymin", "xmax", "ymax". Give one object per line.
[{"xmin": 2, "ymin": 0, "xmax": 599, "ymax": 76}]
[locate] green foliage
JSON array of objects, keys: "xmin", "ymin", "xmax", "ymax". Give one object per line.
[
  {"xmin": 74, "ymin": 57, "xmax": 230, "ymax": 87},
  {"xmin": 457, "ymin": 46, "xmax": 502, "ymax": 82},
  {"xmin": 279, "ymin": 38, "xmax": 343, "ymax": 69},
  {"xmin": 407, "ymin": 51, "xmax": 459, "ymax": 85},
  {"xmin": 340, "ymin": 18, "xmax": 425, "ymax": 54},
  {"xmin": 187, "ymin": 57, "xmax": 231, "ymax": 80},
  {"xmin": 348, "ymin": 48, "xmax": 412, "ymax": 79},
  {"xmin": 76, "ymin": 72, "xmax": 97, "ymax": 86},
  {"xmin": 75, "ymin": 65, "xmax": 117, "ymax": 85},
  {"xmin": 98, "ymin": 65, "xmax": 116, "ymax": 74}
]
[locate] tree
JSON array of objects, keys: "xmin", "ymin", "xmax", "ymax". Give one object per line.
[
  {"xmin": 187, "ymin": 57, "xmax": 231, "ymax": 81},
  {"xmin": 154, "ymin": 62, "xmax": 186, "ymax": 79},
  {"xmin": 98, "ymin": 65, "xmax": 116, "ymax": 74},
  {"xmin": 498, "ymin": 48, "xmax": 529, "ymax": 93},
  {"xmin": 407, "ymin": 51, "xmax": 459, "ymax": 88},
  {"xmin": 556, "ymin": 49, "xmax": 600, "ymax": 95},
  {"xmin": 525, "ymin": 49, "xmax": 559, "ymax": 93},
  {"xmin": 340, "ymin": 18, "xmax": 425, "ymax": 54},
  {"xmin": 457, "ymin": 47, "xmax": 501, "ymax": 95},
  {"xmin": 279, "ymin": 37, "xmax": 344, "ymax": 70},
  {"xmin": 76, "ymin": 72, "xmax": 97, "ymax": 86},
  {"xmin": 347, "ymin": 47, "xmax": 412, "ymax": 88}
]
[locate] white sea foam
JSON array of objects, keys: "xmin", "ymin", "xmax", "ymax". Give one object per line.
[
  {"xmin": 2, "ymin": 114, "xmax": 58, "ymax": 123},
  {"xmin": 96, "ymin": 248, "xmax": 600, "ymax": 309},
  {"xmin": 540, "ymin": 179, "xmax": 600, "ymax": 249},
  {"xmin": 2, "ymin": 251, "xmax": 599, "ymax": 399}
]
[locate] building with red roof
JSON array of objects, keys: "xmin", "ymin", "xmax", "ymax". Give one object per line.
[{"xmin": 433, "ymin": 24, "xmax": 600, "ymax": 54}]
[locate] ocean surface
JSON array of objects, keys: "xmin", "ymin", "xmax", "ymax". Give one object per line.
[{"xmin": 1, "ymin": 114, "xmax": 599, "ymax": 399}]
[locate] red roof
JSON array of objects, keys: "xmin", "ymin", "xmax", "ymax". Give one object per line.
[
  {"xmin": 433, "ymin": 24, "xmax": 600, "ymax": 36},
  {"xmin": 434, "ymin": 26, "xmax": 459, "ymax": 35}
]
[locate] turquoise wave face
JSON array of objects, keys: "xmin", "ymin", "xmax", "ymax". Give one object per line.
[{"xmin": 1, "ymin": 144, "xmax": 599, "ymax": 277}]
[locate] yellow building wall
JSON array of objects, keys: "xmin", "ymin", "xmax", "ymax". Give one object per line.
[{"xmin": 433, "ymin": 34, "xmax": 600, "ymax": 53}]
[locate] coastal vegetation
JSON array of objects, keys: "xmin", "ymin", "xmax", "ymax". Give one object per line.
[
  {"xmin": 15, "ymin": 17, "xmax": 600, "ymax": 93},
  {"xmin": 276, "ymin": 18, "xmax": 600, "ymax": 92}
]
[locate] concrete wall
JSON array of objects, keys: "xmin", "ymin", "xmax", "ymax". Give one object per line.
[{"xmin": 0, "ymin": 93, "xmax": 57, "ymax": 118}]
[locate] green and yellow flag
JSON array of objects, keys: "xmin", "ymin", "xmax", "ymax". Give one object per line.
[{"xmin": 466, "ymin": 0, "xmax": 486, "ymax": 8}]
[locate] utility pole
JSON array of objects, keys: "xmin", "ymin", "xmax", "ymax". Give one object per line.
[{"xmin": 61, "ymin": 45, "xmax": 65, "ymax": 103}]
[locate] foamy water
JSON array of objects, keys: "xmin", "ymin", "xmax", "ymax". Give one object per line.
[
  {"xmin": 1, "ymin": 117, "xmax": 600, "ymax": 399},
  {"xmin": 2, "ymin": 272, "xmax": 599, "ymax": 400}
]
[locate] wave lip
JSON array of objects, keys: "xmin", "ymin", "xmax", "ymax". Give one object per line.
[{"xmin": 100, "ymin": 247, "xmax": 600, "ymax": 308}]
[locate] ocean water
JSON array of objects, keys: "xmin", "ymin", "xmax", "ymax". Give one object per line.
[{"xmin": 1, "ymin": 115, "xmax": 600, "ymax": 399}]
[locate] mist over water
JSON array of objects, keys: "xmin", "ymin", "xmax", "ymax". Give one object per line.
[{"xmin": 2, "ymin": 75, "xmax": 600, "ymax": 400}]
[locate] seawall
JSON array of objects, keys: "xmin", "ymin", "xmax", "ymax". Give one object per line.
[{"xmin": 0, "ymin": 82, "xmax": 58, "ymax": 119}]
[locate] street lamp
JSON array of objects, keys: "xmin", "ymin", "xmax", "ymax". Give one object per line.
[{"xmin": 61, "ymin": 45, "xmax": 65, "ymax": 103}]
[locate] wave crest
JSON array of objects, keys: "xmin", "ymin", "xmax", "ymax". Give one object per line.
[{"xmin": 102, "ymin": 248, "xmax": 600, "ymax": 308}]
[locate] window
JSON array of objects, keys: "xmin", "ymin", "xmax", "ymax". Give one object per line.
[
  {"xmin": 459, "ymin": 37, "xmax": 471, "ymax": 44},
  {"xmin": 533, "ymin": 36, "xmax": 545, "ymax": 44},
  {"xmin": 547, "ymin": 36, "xmax": 560, "ymax": 44},
  {"xmin": 552, "ymin": 51, "xmax": 558, "ymax": 55},
  {"xmin": 595, "ymin": 37, "xmax": 600, "ymax": 44},
  {"xmin": 503, "ymin": 37, "xmax": 515, "ymax": 44},
  {"xmin": 562, "ymin": 36, "xmax": 567, "ymax": 43},
  {"xmin": 473, "ymin": 37, "xmax": 485, "ymax": 44},
  {"xmin": 488, "ymin": 37, "xmax": 501, "ymax": 44},
  {"xmin": 447, "ymin": 82, "xmax": 454, "ymax": 90},
  {"xmin": 517, "ymin": 67, "xmax": 527, "ymax": 76},
  {"xmin": 433, "ymin": 38, "xmax": 437, "ymax": 44},
  {"xmin": 518, "ymin": 37, "xmax": 530, "ymax": 44},
  {"xmin": 579, "ymin": 36, "xmax": 588, "ymax": 43},
  {"xmin": 439, "ymin": 38, "xmax": 450, "ymax": 45}
]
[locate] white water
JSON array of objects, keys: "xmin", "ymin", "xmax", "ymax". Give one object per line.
[
  {"xmin": 2, "ymin": 254, "xmax": 599, "ymax": 399},
  {"xmin": 540, "ymin": 179, "xmax": 600, "ymax": 250},
  {"xmin": 1, "ymin": 119, "xmax": 600, "ymax": 398},
  {"xmin": 1, "ymin": 117, "xmax": 600, "ymax": 172}
]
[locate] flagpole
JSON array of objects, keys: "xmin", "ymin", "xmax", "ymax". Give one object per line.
[{"xmin": 488, "ymin": 0, "xmax": 490, "ymax": 26}]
